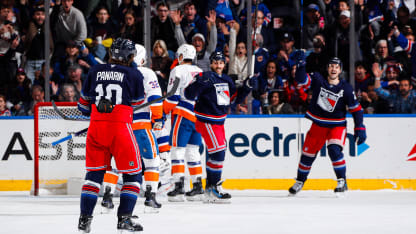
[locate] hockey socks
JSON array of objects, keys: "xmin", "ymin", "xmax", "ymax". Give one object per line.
[
  {"xmin": 328, "ymin": 144, "xmax": 346, "ymax": 179},
  {"xmin": 296, "ymin": 154, "xmax": 317, "ymax": 182},
  {"xmin": 80, "ymin": 170, "xmax": 105, "ymax": 216},
  {"xmin": 118, "ymin": 174, "xmax": 141, "ymax": 216},
  {"xmin": 206, "ymin": 150, "xmax": 225, "ymax": 186}
]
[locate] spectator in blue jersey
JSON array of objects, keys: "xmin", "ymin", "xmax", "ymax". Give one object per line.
[
  {"xmin": 254, "ymin": 60, "xmax": 284, "ymax": 113},
  {"xmin": 239, "ymin": 0, "xmax": 271, "ymax": 26},
  {"xmin": 392, "ymin": 26, "xmax": 416, "ymax": 87},
  {"xmin": 184, "ymin": 51, "xmax": 252, "ymax": 203},
  {"xmin": 373, "ymin": 63, "xmax": 416, "ymax": 113},
  {"xmin": 288, "ymin": 53, "xmax": 366, "ymax": 196}
]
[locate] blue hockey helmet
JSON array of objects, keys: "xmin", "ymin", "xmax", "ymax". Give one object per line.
[
  {"xmin": 110, "ymin": 38, "xmax": 136, "ymax": 63},
  {"xmin": 327, "ymin": 57, "xmax": 343, "ymax": 71},
  {"xmin": 209, "ymin": 51, "xmax": 226, "ymax": 63}
]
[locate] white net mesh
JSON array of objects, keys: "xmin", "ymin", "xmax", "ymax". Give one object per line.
[{"xmin": 35, "ymin": 104, "xmax": 89, "ymax": 194}]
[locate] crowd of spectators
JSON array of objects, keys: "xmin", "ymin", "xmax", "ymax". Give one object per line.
[{"xmin": 0, "ymin": 0, "xmax": 415, "ymax": 116}]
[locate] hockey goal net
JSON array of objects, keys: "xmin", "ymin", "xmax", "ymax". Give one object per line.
[{"xmin": 33, "ymin": 102, "xmax": 89, "ymax": 196}]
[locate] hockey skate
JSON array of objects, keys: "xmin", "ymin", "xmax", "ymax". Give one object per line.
[
  {"xmin": 117, "ymin": 215, "xmax": 143, "ymax": 233},
  {"xmin": 288, "ymin": 180, "xmax": 304, "ymax": 196},
  {"xmin": 78, "ymin": 214, "xmax": 93, "ymax": 233},
  {"xmin": 185, "ymin": 177, "xmax": 204, "ymax": 201},
  {"xmin": 334, "ymin": 178, "xmax": 348, "ymax": 197},
  {"xmin": 144, "ymin": 185, "xmax": 162, "ymax": 213},
  {"xmin": 204, "ymin": 181, "xmax": 231, "ymax": 204},
  {"xmin": 101, "ymin": 186, "xmax": 114, "ymax": 213},
  {"xmin": 167, "ymin": 177, "xmax": 185, "ymax": 202}
]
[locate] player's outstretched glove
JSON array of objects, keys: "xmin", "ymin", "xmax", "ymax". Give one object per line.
[
  {"xmin": 152, "ymin": 118, "xmax": 164, "ymax": 131},
  {"xmin": 354, "ymin": 125, "xmax": 367, "ymax": 145},
  {"xmin": 244, "ymin": 76, "xmax": 258, "ymax": 90},
  {"xmin": 289, "ymin": 49, "xmax": 306, "ymax": 67}
]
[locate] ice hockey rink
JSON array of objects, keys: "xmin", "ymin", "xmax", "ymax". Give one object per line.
[{"xmin": 0, "ymin": 189, "xmax": 415, "ymax": 234}]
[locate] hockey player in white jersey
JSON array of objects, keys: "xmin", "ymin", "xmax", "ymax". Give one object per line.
[
  {"xmin": 164, "ymin": 44, "xmax": 205, "ymax": 202},
  {"xmin": 131, "ymin": 44, "xmax": 164, "ymax": 211}
]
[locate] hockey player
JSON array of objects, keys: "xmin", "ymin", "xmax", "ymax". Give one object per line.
[
  {"xmin": 288, "ymin": 53, "xmax": 367, "ymax": 196},
  {"xmin": 184, "ymin": 51, "xmax": 238, "ymax": 203},
  {"xmin": 164, "ymin": 44, "xmax": 205, "ymax": 202},
  {"xmin": 131, "ymin": 44, "xmax": 163, "ymax": 211},
  {"xmin": 77, "ymin": 38, "xmax": 144, "ymax": 233}
]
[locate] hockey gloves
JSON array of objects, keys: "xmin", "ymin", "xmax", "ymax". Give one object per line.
[
  {"xmin": 289, "ymin": 49, "xmax": 306, "ymax": 67},
  {"xmin": 354, "ymin": 125, "xmax": 367, "ymax": 145},
  {"xmin": 152, "ymin": 118, "xmax": 164, "ymax": 131},
  {"xmin": 97, "ymin": 99, "xmax": 114, "ymax": 113}
]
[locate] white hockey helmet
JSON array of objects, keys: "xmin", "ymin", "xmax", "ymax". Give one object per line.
[
  {"xmin": 176, "ymin": 44, "xmax": 196, "ymax": 64},
  {"xmin": 134, "ymin": 44, "xmax": 147, "ymax": 67}
]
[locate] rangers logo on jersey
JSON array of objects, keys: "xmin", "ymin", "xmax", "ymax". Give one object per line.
[
  {"xmin": 214, "ymin": 83, "xmax": 230, "ymax": 106},
  {"xmin": 317, "ymin": 87, "xmax": 344, "ymax": 112}
]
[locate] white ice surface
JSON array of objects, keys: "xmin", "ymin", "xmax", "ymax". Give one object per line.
[{"xmin": 0, "ymin": 190, "xmax": 414, "ymax": 234}]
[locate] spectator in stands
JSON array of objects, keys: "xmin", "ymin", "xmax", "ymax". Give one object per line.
[
  {"xmin": 28, "ymin": 84, "xmax": 45, "ymax": 116},
  {"xmin": 151, "ymin": 39, "xmax": 173, "ymax": 95},
  {"xmin": 151, "ymin": 1, "xmax": 178, "ymax": 53},
  {"xmin": 381, "ymin": 64, "xmax": 401, "ymax": 91},
  {"xmin": 373, "ymin": 63, "xmax": 416, "ymax": 113},
  {"xmin": 215, "ymin": 14, "xmax": 230, "ymax": 53},
  {"xmin": 117, "ymin": 9, "xmax": 143, "ymax": 44},
  {"xmin": 59, "ymin": 83, "xmax": 79, "ymax": 102},
  {"xmin": 374, "ymin": 39, "xmax": 390, "ymax": 65},
  {"xmin": 53, "ymin": 40, "xmax": 98, "ymax": 83},
  {"xmin": 0, "ymin": 94, "xmax": 11, "ymax": 116},
  {"xmin": 303, "ymin": 4, "xmax": 326, "ymax": 50},
  {"xmin": 51, "ymin": 0, "xmax": 88, "ymax": 61},
  {"xmin": 306, "ymin": 33, "xmax": 330, "ymax": 74},
  {"xmin": 354, "ymin": 61, "xmax": 372, "ymax": 94},
  {"xmin": 359, "ymin": 84, "xmax": 390, "ymax": 114},
  {"xmin": 0, "ymin": 4, "xmax": 22, "ymax": 95},
  {"xmin": 6, "ymin": 68, "xmax": 31, "ymax": 116},
  {"xmin": 174, "ymin": 9, "xmax": 217, "ymax": 71},
  {"xmin": 65, "ymin": 64, "xmax": 83, "ymax": 94},
  {"xmin": 239, "ymin": 0, "xmax": 271, "ymax": 27},
  {"xmin": 277, "ymin": 32, "xmax": 296, "ymax": 81},
  {"xmin": 85, "ymin": 5, "xmax": 118, "ymax": 61},
  {"xmin": 264, "ymin": 90, "xmax": 294, "ymax": 114},
  {"xmin": 23, "ymin": 1, "xmax": 54, "ymax": 84},
  {"xmin": 228, "ymin": 22, "xmax": 247, "ymax": 87},
  {"xmin": 396, "ymin": 5, "xmax": 416, "ymax": 36},
  {"xmin": 254, "ymin": 60, "xmax": 284, "ymax": 113},
  {"xmin": 180, "ymin": 2, "xmax": 208, "ymax": 44},
  {"xmin": 113, "ymin": 0, "xmax": 141, "ymax": 26},
  {"xmin": 324, "ymin": 9, "xmax": 362, "ymax": 81},
  {"xmin": 214, "ymin": 0, "xmax": 239, "ymax": 24},
  {"xmin": 238, "ymin": 10, "xmax": 276, "ymax": 55}
]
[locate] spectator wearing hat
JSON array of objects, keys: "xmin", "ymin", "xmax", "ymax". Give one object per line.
[
  {"xmin": 303, "ymin": 3, "xmax": 325, "ymax": 50},
  {"xmin": 276, "ymin": 32, "xmax": 296, "ymax": 81},
  {"xmin": 174, "ymin": 10, "xmax": 217, "ymax": 72},
  {"xmin": 23, "ymin": 1, "xmax": 54, "ymax": 84},
  {"xmin": 6, "ymin": 68, "xmax": 31, "ymax": 116},
  {"xmin": 50, "ymin": 0, "xmax": 88, "ymax": 61},
  {"xmin": 151, "ymin": 2, "xmax": 178, "ymax": 53}
]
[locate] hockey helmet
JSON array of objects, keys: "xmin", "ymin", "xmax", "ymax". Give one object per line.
[
  {"xmin": 134, "ymin": 44, "xmax": 147, "ymax": 66},
  {"xmin": 176, "ymin": 44, "xmax": 196, "ymax": 62},
  {"xmin": 209, "ymin": 51, "xmax": 226, "ymax": 63},
  {"xmin": 110, "ymin": 38, "xmax": 137, "ymax": 63},
  {"xmin": 327, "ymin": 57, "xmax": 343, "ymax": 71}
]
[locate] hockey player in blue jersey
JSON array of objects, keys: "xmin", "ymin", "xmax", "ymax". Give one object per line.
[
  {"xmin": 185, "ymin": 51, "xmax": 252, "ymax": 203},
  {"xmin": 77, "ymin": 38, "xmax": 145, "ymax": 233},
  {"xmin": 288, "ymin": 53, "xmax": 367, "ymax": 196}
]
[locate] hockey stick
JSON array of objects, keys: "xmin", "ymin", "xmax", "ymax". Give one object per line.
[
  {"xmin": 51, "ymin": 78, "xmax": 180, "ymax": 145},
  {"xmin": 52, "ymin": 101, "xmax": 90, "ymax": 121},
  {"xmin": 51, "ymin": 128, "xmax": 88, "ymax": 146}
]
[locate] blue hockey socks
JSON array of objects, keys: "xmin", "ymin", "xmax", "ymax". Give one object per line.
[
  {"xmin": 80, "ymin": 170, "xmax": 105, "ymax": 216},
  {"xmin": 328, "ymin": 144, "xmax": 346, "ymax": 179},
  {"xmin": 206, "ymin": 150, "xmax": 225, "ymax": 186},
  {"xmin": 296, "ymin": 154, "xmax": 317, "ymax": 182},
  {"xmin": 118, "ymin": 173, "xmax": 141, "ymax": 216}
]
